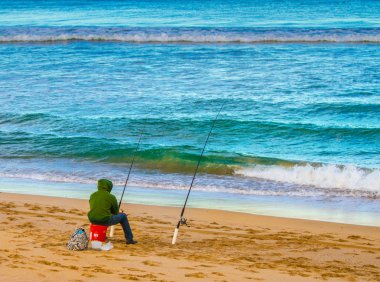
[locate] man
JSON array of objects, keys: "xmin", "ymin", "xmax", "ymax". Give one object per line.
[{"xmin": 88, "ymin": 178, "xmax": 137, "ymax": 244}]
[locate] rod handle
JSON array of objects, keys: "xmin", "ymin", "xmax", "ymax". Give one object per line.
[
  {"xmin": 109, "ymin": 225, "xmax": 115, "ymax": 238},
  {"xmin": 171, "ymin": 228, "xmax": 179, "ymax": 245}
]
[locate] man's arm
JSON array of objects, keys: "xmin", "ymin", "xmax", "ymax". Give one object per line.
[{"xmin": 110, "ymin": 195, "xmax": 119, "ymax": 215}]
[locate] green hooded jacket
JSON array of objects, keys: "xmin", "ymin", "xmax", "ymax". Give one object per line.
[{"xmin": 87, "ymin": 179, "xmax": 119, "ymax": 224}]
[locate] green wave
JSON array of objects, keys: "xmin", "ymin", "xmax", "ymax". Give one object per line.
[{"xmin": 76, "ymin": 146, "xmax": 301, "ymax": 175}]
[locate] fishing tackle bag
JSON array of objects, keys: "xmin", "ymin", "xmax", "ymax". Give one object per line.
[{"xmin": 67, "ymin": 227, "xmax": 89, "ymax": 251}]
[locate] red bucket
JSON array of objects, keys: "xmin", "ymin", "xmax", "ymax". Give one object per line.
[{"xmin": 89, "ymin": 224, "xmax": 108, "ymax": 242}]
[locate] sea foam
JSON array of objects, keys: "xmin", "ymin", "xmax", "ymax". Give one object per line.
[
  {"xmin": 237, "ymin": 164, "xmax": 380, "ymax": 192},
  {"xmin": 1, "ymin": 27, "xmax": 380, "ymax": 43}
]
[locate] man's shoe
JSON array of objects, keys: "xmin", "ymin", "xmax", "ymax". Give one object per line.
[{"xmin": 126, "ymin": 240, "xmax": 138, "ymax": 245}]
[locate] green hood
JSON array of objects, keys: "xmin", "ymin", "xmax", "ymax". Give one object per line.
[
  {"xmin": 88, "ymin": 178, "xmax": 118, "ymax": 224},
  {"xmin": 98, "ymin": 179, "xmax": 113, "ymax": 192}
]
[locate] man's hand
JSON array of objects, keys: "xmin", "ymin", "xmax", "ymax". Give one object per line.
[{"xmin": 120, "ymin": 209, "xmax": 128, "ymax": 215}]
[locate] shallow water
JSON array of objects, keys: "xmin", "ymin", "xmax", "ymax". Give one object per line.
[{"xmin": 1, "ymin": 0, "xmax": 379, "ymax": 225}]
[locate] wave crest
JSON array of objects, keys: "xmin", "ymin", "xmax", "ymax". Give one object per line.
[{"xmin": 1, "ymin": 27, "xmax": 380, "ymax": 43}]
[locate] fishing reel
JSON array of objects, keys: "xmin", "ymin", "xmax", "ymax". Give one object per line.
[{"xmin": 180, "ymin": 217, "xmax": 189, "ymax": 227}]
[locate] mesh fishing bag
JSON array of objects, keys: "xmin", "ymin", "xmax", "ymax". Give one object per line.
[{"xmin": 67, "ymin": 227, "xmax": 89, "ymax": 251}]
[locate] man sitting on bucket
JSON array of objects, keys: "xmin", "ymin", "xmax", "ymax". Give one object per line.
[{"xmin": 88, "ymin": 178, "xmax": 137, "ymax": 245}]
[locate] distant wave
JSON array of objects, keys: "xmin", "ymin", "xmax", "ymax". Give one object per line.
[
  {"xmin": 1, "ymin": 27, "xmax": 380, "ymax": 43},
  {"xmin": 0, "ymin": 112, "xmax": 53, "ymax": 125},
  {"xmin": 2, "ymin": 112, "xmax": 380, "ymax": 138},
  {"xmin": 237, "ymin": 164, "xmax": 380, "ymax": 193}
]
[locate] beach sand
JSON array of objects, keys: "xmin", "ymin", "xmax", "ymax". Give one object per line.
[{"xmin": 0, "ymin": 192, "xmax": 379, "ymax": 282}]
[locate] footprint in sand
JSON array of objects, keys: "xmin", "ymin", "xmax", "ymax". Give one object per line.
[
  {"xmin": 142, "ymin": 260, "xmax": 161, "ymax": 267},
  {"xmin": 185, "ymin": 272, "xmax": 208, "ymax": 278}
]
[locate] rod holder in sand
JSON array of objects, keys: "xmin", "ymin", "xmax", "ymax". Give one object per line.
[
  {"xmin": 109, "ymin": 225, "xmax": 115, "ymax": 237},
  {"xmin": 171, "ymin": 228, "xmax": 179, "ymax": 245}
]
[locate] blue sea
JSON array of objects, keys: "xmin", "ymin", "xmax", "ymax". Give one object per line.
[{"xmin": 1, "ymin": 0, "xmax": 379, "ymax": 225}]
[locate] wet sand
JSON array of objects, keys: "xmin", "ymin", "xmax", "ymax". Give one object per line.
[{"xmin": 0, "ymin": 192, "xmax": 379, "ymax": 281}]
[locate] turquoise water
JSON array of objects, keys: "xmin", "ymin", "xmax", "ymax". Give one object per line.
[{"xmin": 0, "ymin": 0, "xmax": 379, "ymax": 225}]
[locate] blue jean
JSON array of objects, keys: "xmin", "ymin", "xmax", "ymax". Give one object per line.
[{"xmin": 103, "ymin": 213, "xmax": 134, "ymax": 242}]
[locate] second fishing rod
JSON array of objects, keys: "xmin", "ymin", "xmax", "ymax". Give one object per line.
[
  {"xmin": 172, "ymin": 105, "xmax": 224, "ymax": 244},
  {"xmin": 109, "ymin": 133, "xmax": 143, "ymax": 238}
]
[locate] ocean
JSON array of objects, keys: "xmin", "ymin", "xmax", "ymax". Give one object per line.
[{"xmin": 0, "ymin": 0, "xmax": 379, "ymax": 225}]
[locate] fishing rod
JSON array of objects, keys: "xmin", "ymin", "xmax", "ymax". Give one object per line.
[
  {"xmin": 109, "ymin": 133, "xmax": 143, "ymax": 238},
  {"xmin": 171, "ymin": 105, "xmax": 223, "ymax": 245}
]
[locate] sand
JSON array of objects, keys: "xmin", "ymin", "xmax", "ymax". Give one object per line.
[{"xmin": 0, "ymin": 192, "xmax": 379, "ymax": 282}]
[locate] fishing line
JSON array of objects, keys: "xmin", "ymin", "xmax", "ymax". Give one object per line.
[
  {"xmin": 118, "ymin": 134, "xmax": 143, "ymax": 207},
  {"xmin": 171, "ymin": 105, "xmax": 224, "ymax": 244},
  {"xmin": 109, "ymin": 133, "xmax": 143, "ymax": 237}
]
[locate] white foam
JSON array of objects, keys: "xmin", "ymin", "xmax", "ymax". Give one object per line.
[
  {"xmin": 1, "ymin": 27, "xmax": 380, "ymax": 43},
  {"xmin": 236, "ymin": 164, "xmax": 380, "ymax": 192}
]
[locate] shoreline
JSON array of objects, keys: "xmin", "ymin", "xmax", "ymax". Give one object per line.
[
  {"xmin": 1, "ymin": 192, "xmax": 380, "ymax": 281},
  {"xmin": 1, "ymin": 177, "xmax": 379, "ymax": 227},
  {"xmin": 2, "ymin": 190, "xmax": 380, "ymax": 232}
]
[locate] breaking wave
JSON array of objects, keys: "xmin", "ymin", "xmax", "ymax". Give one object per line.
[
  {"xmin": 1, "ymin": 27, "xmax": 380, "ymax": 43},
  {"xmin": 1, "ymin": 159, "xmax": 379, "ymax": 198},
  {"xmin": 237, "ymin": 164, "xmax": 380, "ymax": 193}
]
